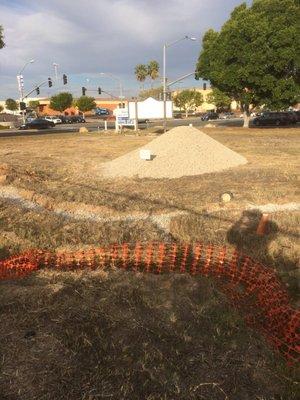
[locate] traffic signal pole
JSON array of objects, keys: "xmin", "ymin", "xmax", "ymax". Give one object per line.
[
  {"xmin": 22, "ymin": 80, "xmax": 48, "ymax": 99},
  {"xmin": 19, "ymin": 74, "xmax": 66, "ymax": 123},
  {"xmin": 19, "ymin": 78, "xmax": 52, "ymax": 122},
  {"xmin": 84, "ymin": 87, "xmax": 119, "ymax": 99}
]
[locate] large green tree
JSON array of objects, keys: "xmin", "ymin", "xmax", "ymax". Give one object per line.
[
  {"xmin": 0, "ymin": 25, "xmax": 4, "ymax": 49},
  {"xmin": 50, "ymin": 92, "xmax": 73, "ymax": 113},
  {"xmin": 74, "ymin": 96, "xmax": 96, "ymax": 116},
  {"xmin": 5, "ymin": 98, "xmax": 18, "ymax": 112},
  {"xmin": 206, "ymin": 88, "xmax": 232, "ymax": 112},
  {"xmin": 196, "ymin": 0, "xmax": 300, "ymax": 127},
  {"xmin": 174, "ymin": 90, "xmax": 203, "ymax": 117}
]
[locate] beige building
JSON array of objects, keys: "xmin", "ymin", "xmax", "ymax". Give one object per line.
[{"xmin": 172, "ymin": 87, "xmax": 238, "ymax": 112}]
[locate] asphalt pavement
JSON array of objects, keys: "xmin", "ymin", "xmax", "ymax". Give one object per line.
[
  {"xmin": 0, "ymin": 117, "xmax": 298, "ymax": 138},
  {"xmin": 0, "ymin": 117, "xmax": 245, "ymax": 137}
]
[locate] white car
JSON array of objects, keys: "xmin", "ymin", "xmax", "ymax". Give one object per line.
[{"xmin": 44, "ymin": 116, "xmax": 62, "ymax": 124}]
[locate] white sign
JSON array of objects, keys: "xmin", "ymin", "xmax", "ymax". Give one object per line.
[
  {"xmin": 115, "ymin": 108, "xmax": 129, "ymax": 117},
  {"xmin": 128, "ymin": 97, "xmax": 173, "ymax": 120},
  {"xmin": 115, "ymin": 107, "xmax": 135, "ymax": 126},
  {"xmin": 117, "ymin": 116, "xmax": 135, "ymax": 126},
  {"xmin": 140, "ymin": 149, "xmax": 152, "ymax": 160}
]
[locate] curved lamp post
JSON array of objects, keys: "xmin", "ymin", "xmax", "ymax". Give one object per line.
[
  {"xmin": 99, "ymin": 72, "xmax": 124, "ymax": 99},
  {"xmin": 163, "ymin": 36, "xmax": 196, "ymax": 132}
]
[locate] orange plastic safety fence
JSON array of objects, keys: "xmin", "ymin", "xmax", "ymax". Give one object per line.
[{"xmin": 0, "ymin": 242, "xmax": 299, "ymax": 365}]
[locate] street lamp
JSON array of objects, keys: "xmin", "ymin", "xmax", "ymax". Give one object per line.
[
  {"xmin": 18, "ymin": 59, "xmax": 35, "ymax": 75},
  {"xmin": 99, "ymin": 72, "xmax": 124, "ymax": 99},
  {"xmin": 17, "ymin": 59, "xmax": 35, "ymax": 123},
  {"xmin": 163, "ymin": 36, "xmax": 196, "ymax": 132},
  {"xmin": 17, "ymin": 59, "xmax": 35, "ymax": 99}
]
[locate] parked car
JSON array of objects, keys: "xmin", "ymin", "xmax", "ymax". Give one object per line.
[
  {"xmin": 44, "ymin": 116, "xmax": 62, "ymax": 124},
  {"xmin": 239, "ymin": 112, "xmax": 258, "ymax": 118},
  {"xmin": 94, "ymin": 108, "xmax": 110, "ymax": 116},
  {"xmin": 59, "ymin": 115, "xmax": 86, "ymax": 123},
  {"xmin": 58, "ymin": 115, "xmax": 70, "ymax": 123},
  {"xmin": 252, "ymin": 112, "xmax": 293, "ymax": 126},
  {"xmin": 173, "ymin": 112, "xmax": 183, "ymax": 119},
  {"xmin": 25, "ymin": 116, "xmax": 36, "ymax": 123},
  {"xmin": 71, "ymin": 115, "xmax": 86, "ymax": 123},
  {"xmin": 220, "ymin": 112, "xmax": 234, "ymax": 119},
  {"xmin": 201, "ymin": 112, "xmax": 219, "ymax": 121},
  {"xmin": 19, "ymin": 118, "xmax": 55, "ymax": 130},
  {"xmin": 283, "ymin": 111, "xmax": 298, "ymax": 124}
]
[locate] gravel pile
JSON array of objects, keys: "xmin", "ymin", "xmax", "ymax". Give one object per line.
[{"xmin": 102, "ymin": 126, "xmax": 247, "ymax": 179}]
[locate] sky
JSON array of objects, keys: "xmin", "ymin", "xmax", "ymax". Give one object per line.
[{"xmin": 0, "ymin": 0, "xmax": 249, "ymax": 99}]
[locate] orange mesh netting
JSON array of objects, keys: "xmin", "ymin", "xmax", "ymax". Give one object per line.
[{"xmin": 0, "ymin": 242, "xmax": 299, "ymax": 365}]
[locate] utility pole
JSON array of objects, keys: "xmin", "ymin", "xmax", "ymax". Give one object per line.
[
  {"xmin": 162, "ymin": 36, "xmax": 196, "ymax": 132},
  {"xmin": 17, "ymin": 59, "xmax": 35, "ymax": 123},
  {"xmin": 163, "ymin": 44, "xmax": 167, "ymax": 133},
  {"xmin": 134, "ymin": 98, "xmax": 138, "ymax": 131}
]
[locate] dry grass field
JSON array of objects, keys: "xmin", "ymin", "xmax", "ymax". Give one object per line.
[{"xmin": 0, "ymin": 126, "xmax": 299, "ymax": 399}]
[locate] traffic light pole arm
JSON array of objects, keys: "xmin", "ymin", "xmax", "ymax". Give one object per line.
[
  {"xmin": 22, "ymin": 80, "xmax": 48, "ymax": 100},
  {"xmin": 101, "ymin": 89, "xmax": 119, "ymax": 100},
  {"xmin": 88, "ymin": 88, "xmax": 119, "ymax": 100},
  {"xmin": 167, "ymin": 72, "xmax": 196, "ymax": 88}
]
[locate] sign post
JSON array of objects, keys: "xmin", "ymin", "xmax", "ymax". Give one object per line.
[
  {"xmin": 134, "ymin": 99, "xmax": 138, "ymax": 131},
  {"xmin": 115, "ymin": 107, "xmax": 135, "ymax": 132}
]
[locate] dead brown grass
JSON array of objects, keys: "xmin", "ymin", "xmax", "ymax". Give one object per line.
[
  {"xmin": 0, "ymin": 128, "xmax": 298, "ymax": 208},
  {"xmin": 1, "ymin": 270, "xmax": 299, "ymax": 400},
  {"xmin": 0, "ymin": 127, "xmax": 299, "ymax": 399},
  {"xmin": 0, "ymin": 127, "xmax": 298, "ymax": 293}
]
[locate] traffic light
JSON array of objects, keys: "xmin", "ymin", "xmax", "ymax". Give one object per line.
[
  {"xmin": 48, "ymin": 77, "xmax": 52, "ymax": 87},
  {"xmin": 19, "ymin": 101, "xmax": 26, "ymax": 110},
  {"xmin": 36, "ymin": 87, "xmax": 40, "ymax": 95},
  {"xmin": 203, "ymin": 82, "xmax": 207, "ymax": 90},
  {"xmin": 98, "ymin": 87, "xmax": 102, "ymax": 95},
  {"xmin": 63, "ymin": 74, "xmax": 68, "ymax": 85},
  {"xmin": 82, "ymin": 87, "xmax": 86, "ymax": 96}
]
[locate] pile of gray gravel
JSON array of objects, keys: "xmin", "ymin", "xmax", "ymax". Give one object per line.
[{"xmin": 102, "ymin": 126, "xmax": 247, "ymax": 179}]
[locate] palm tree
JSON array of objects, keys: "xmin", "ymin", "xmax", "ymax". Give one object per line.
[
  {"xmin": 0, "ymin": 25, "xmax": 5, "ymax": 49},
  {"xmin": 147, "ymin": 60, "xmax": 159, "ymax": 88},
  {"xmin": 134, "ymin": 64, "xmax": 148, "ymax": 89}
]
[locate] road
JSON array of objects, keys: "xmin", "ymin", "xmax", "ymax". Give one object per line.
[{"xmin": 0, "ymin": 118, "xmax": 298, "ymax": 138}]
